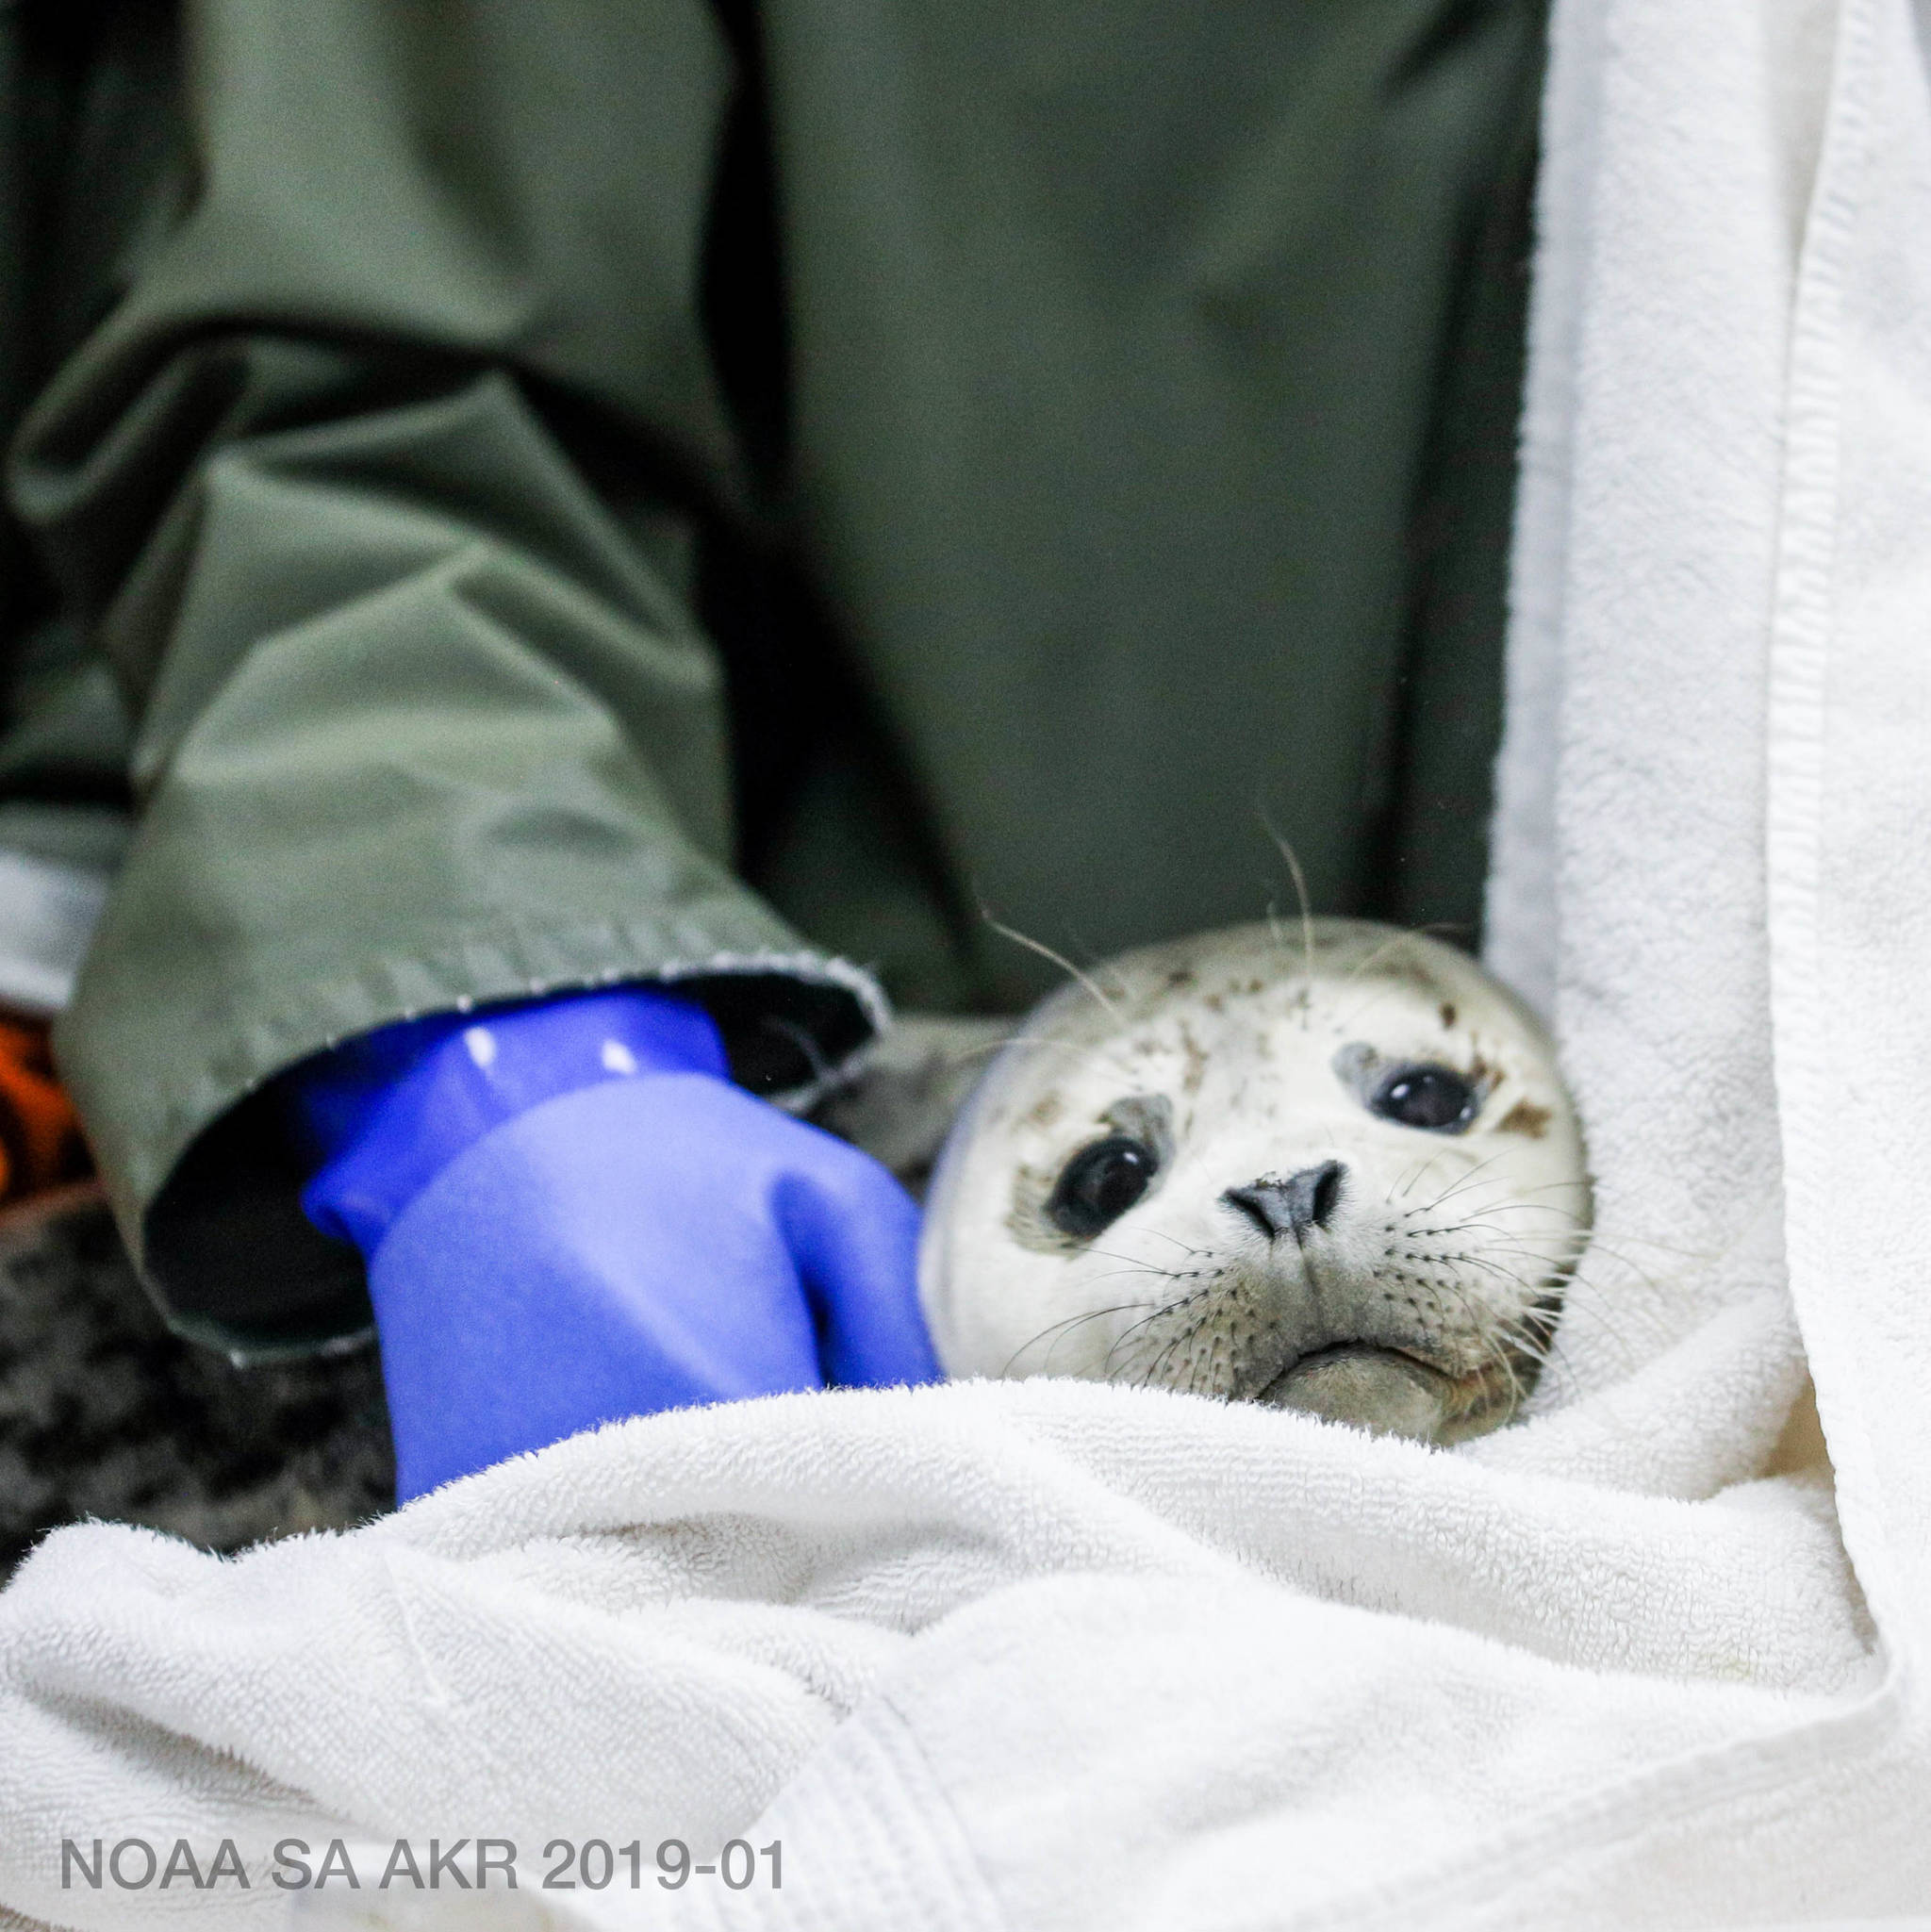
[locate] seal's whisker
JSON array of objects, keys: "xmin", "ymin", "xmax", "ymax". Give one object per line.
[
  {"xmin": 1496, "ymin": 1309, "xmax": 1562, "ymax": 1367},
  {"xmin": 1486, "ymin": 1301, "xmax": 1583, "ymax": 1392},
  {"xmin": 1333, "ymin": 924, "xmax": 1464, "ymax": 1031},
  {"xmin": 1393, "ymin": 1149, "xmax": 1459, "ymax": 1204},
  {"xmin": 1434, "ymin": 1214, "xmax": 1589, "ymax": 1258},
  {"xmin": 1554, "ymin": 1234, "xmax": 1684, "ymax": 1296},
  {"xmin": 1535, "ymin": 1269, "xmax": 1679, "ymax": 1368},
  {"xmin": 1407, "ymin": 1176, "xmax": 1586, "ymax": 1219},
  {"xmin": 1481, "ymin": 1312, "xmax": 1552, "ymax": 1369},
  {"xmin": 1412, "ymin": 1152, "xmax": 1520, "ymax": 1214},
  {"xmin": 1131, "ymin": 1227, "xmax": 1213, "ymax": 1260},
  {"xmin": 1103, "ymin": 1318, "xmax": 1170, "ymax": 1385},
  {"xmin": 1490, "ymin": 1331, "xmax": 1532, "ymax": 1414},
  {"xmin": 1080, "ymin": 1244, "xmax": 1195, "ymax": 1280},
  {"xmin": 1337, "ymin": 927, "xmax": 1426, "ymax": 987},
  {"xmin": 1255, "ymin": 805, "xmax": 1318, "ymax": 1032},
  {"xmin": 948, "ymin": 1031, "xmax": 1146, "ymax": 1086},
  {"xmin": 1137, "ymin": 1308, "xmax": 1218, "ymax": 1391},
  {"xmin": 1005, "ymin": 1300, "xmax": 1162, "ymax": 1378},
  {"xmin": 1424, "ymin": 1244, "xmax": 1539, "ymax": 1302},
  {"xmin": 1455, "ymin": 1223, "xmax": 1591, "ymax": 1262},
  {"xmin": 1390, "ymin": 1156, "xmax": 1430, "ymax": 1201},
  {"xmin": 1572, "ymin": 1226, "xmax": 1725, "ymax": 1267},
  {"xmin": 1106, "ymin": 1287, "xmax": 1209, "ymax": 1362},
  {"xmin": 1265, "ymin": 901, "xmax": 1291, "ymax": 965},
  {"xmin": 1447, "ymin": 1230, "xmax": 1590, "ymax": 1271},
  {"xmin": 979, "ymin": 904, "xmax": 1125, "ymax": 1024},
  {"xmin": 1104, "ymin": 1282, "xmax": 1204, "ymax": 1360},
  {"xmin": 1105, "ymin": 1284, "xmax": 1224, "ymax": 1384},
  {"xmin": 948, "ymin": 1032, "xmax": 1033, "ymax": 1061},
  {"xmin": 1075, "ymin": 1265, "xmax": 1188, "ymax": 1296},
  {"xmin": 1431, "ymin": 1195, "xmax": 1592, "ymax": 1230},
  {"xmin": 1458, "ymin": 1304, "xmax": 1530, "ymax": 1415},
  {"xmin": 1430, "ymin": 1272, "xmax": 1541, "ymax": 1415},
  {"xmin": 1526, "ymin": 1304, "xmax": 1640, "ymax": 1382},
  {"xmin": 1442, "ymin": 1248, "xmax": 1552, "ymax": 1303},
  {"xmin": 1396, "ymin": 1212, "xmax": 1592, "ymax": 1274}
]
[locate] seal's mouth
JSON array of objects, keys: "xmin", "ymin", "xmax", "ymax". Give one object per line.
[{"xmin": 1254, "ymin": 1342, "xmax": 1522, "ymax": 1445}]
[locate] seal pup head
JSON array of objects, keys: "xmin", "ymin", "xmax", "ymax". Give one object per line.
[{"xmin": 919, "ymin": 919, "xmax": 1590, "ymax": 1444}]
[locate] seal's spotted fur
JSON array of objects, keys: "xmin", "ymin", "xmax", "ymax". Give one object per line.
[{"xmin": 921, "ymin": 920, "xmax": 1591, "ymax": 1443}]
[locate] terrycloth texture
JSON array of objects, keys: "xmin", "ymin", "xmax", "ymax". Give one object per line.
[{"xmin": 8, "ymin": 0, "xmax": 1931, "ymax": 1924}]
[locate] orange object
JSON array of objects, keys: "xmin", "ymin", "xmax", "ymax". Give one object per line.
[{"xmin": 0, "ymin": 1016, "xmax": 91, "ymax": 1205}]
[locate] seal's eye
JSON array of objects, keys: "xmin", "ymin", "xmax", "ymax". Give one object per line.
[
  {"xmin": 1369, "ymin": 1063, "xmax": 1477, "ymax": 1132},
  {"xmin": 1048, "ymin": 1135, "xmax": 1159, "ymax": 1238}
]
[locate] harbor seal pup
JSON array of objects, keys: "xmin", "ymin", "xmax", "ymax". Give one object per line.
[{"xmin": 919, "ymin": 919, "xmax": 1589, "ymax": 1444}]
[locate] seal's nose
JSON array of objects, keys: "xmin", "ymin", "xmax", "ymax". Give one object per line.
[{"xmin": 1223, "ymin": 1161, "xmax": 1346, "ymax": 1240}]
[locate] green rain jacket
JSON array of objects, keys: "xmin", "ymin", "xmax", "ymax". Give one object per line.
[{"xmin": 3, "ymin": 0, "xmax": 1542, "ymax": 1356}]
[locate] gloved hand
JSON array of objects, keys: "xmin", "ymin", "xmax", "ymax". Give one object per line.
[{"xmin": 289, "ymin": 987, "xmax": 939, "ymax": 1499}]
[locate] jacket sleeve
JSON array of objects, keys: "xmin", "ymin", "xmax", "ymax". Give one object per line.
[{"xmin": 8, "ymin": 0, "xmax": 883, "ymax": 1356}]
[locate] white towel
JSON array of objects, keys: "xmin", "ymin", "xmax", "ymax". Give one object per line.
[{"xmin": 9, "ymin": 0, "xmax": 1931, "ymax": 1924}]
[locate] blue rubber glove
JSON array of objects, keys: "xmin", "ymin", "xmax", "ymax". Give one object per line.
[{"xmin": 289, "ymin": 988, "xmax": 939, "ymax": 1499}]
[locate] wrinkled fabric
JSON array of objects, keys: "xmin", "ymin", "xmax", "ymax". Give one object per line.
[
  {"xmin": 15, "ymin": 0, "xmax": 1931, "ymax": 1921},
  {"xmin": 5, "ymin": 0, "xmax": 1543, "ymax": 1346}
]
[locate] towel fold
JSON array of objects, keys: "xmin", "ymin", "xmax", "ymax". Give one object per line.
[{"xmin": 10, "ymin": 0, "xmax": 1931, "ymax": 1924}]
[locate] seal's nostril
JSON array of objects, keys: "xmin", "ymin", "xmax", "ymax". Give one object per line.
[
  {"xmin": 1222, "ymin": 1184, "xmax": 1278, "ymax": 1239},
  {"xmin": 1222, "ymin": 1161, "xmax": 1347, "ymax": 1240},
  {"xmin": 1304, "ymin": 1160, "xmax": 1345, "ymax": 1230}
]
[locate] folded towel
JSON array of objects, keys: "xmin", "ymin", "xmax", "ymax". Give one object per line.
[{"xmin": 8, "ymin": 0, "xmax": 1931, "ymax": 1924}]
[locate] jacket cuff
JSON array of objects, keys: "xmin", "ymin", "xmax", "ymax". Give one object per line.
[{"xmin": 60, "ymin": 909, "xmax": 887, "ymax": 1362}]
